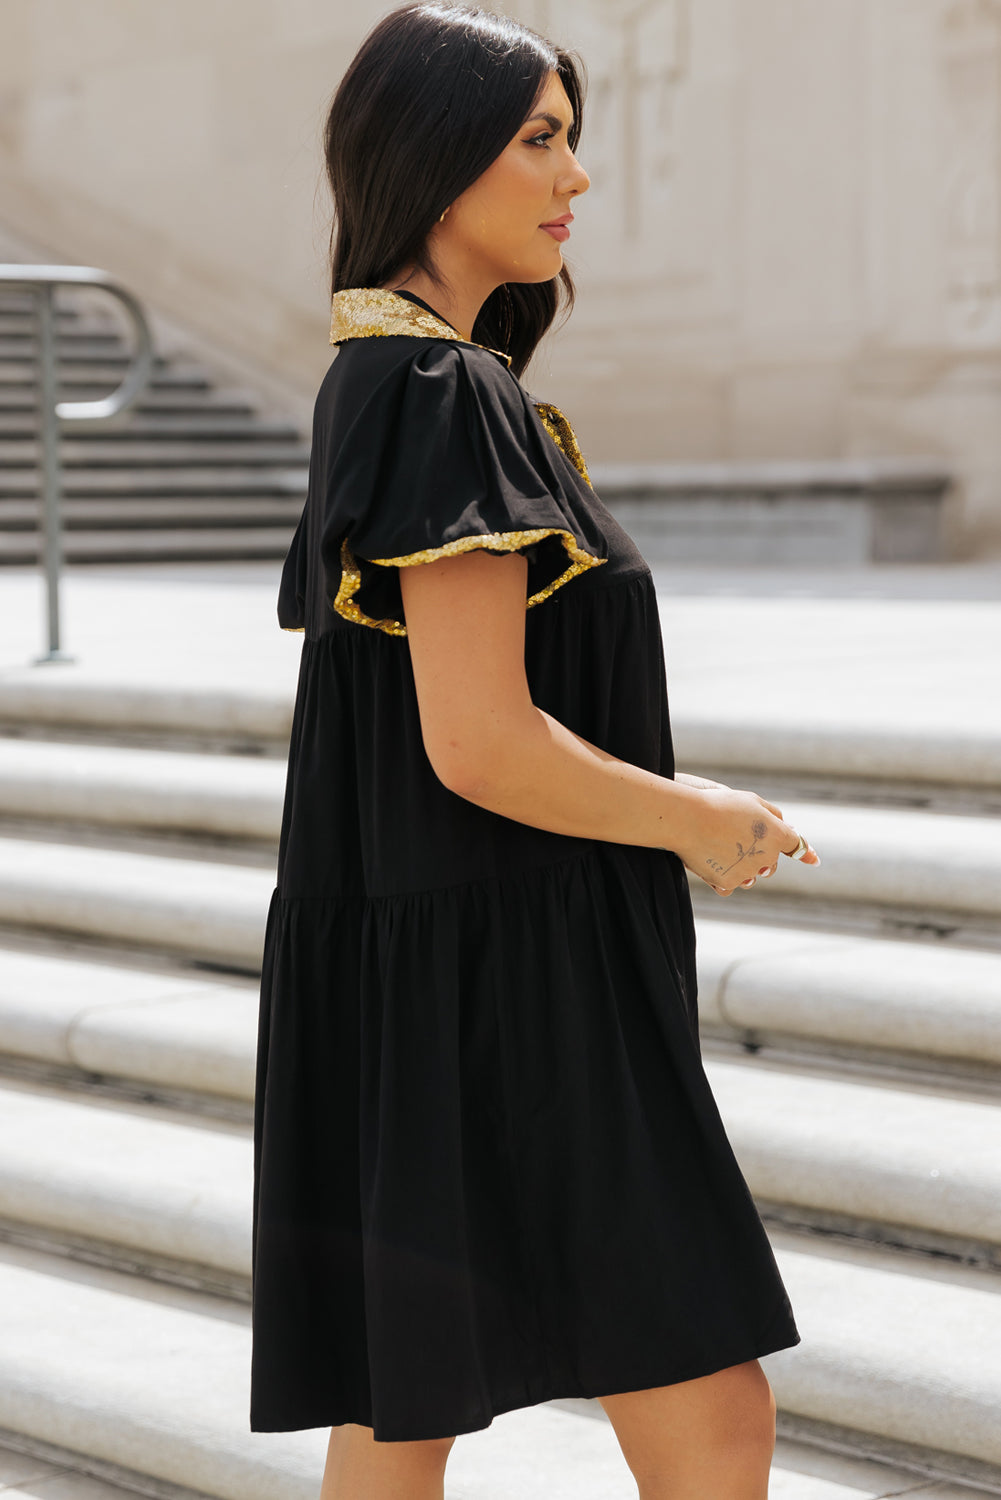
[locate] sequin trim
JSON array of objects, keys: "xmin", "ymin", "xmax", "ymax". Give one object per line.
[
  {"xmin": 329, "ymin": 287, "xmax": 512, "ymax": 367},
  {"xmin": 332, "ymin": 530, "xmax": 606, "ymax": 637},
  {"xmin": 329, "ymin": 290, "xmax": 594, "ymax": 483},
  {"xmin": 533, "ymin": 401, "xmax": 593, "ymax": 488},
  {"xmin": 325, "ymin": 287, "xmax": 601, "ymax": 636}
]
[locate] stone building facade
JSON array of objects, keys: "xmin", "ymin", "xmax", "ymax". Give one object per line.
[{"xmin": 1, "ymin": 0, "xmax": 999, "ymax": 554}]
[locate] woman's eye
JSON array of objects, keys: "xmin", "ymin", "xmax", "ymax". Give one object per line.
[{"xmin": 527, "ymin": 131, "xmax": 554, "ymax": 148}]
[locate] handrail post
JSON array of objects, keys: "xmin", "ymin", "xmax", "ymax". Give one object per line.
[
  {"xmin": 34, "ymin": 281, "xmax": 74, "ymax": 664},
  {"xmin": 0, "ymin": 264, "xmax": 155, "ymax": 666}
]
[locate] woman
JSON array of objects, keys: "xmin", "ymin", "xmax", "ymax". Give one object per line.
[{"xmin": 252, "ymin": 5, "xmax": 818, "ymax": 1497}]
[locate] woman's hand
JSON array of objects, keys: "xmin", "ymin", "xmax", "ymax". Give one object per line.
[
  {"xmin": 673, "ymin": 782, "xmax": 820, "ymax": 896},
  {"xmin": 674, "ymin": 771, "xmax": 732, "ymax": 794}
]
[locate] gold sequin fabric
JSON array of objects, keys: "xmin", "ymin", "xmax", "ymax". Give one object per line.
[
  {"xmin": 533, "ymin": 401, "xmax": 593, "ymax": 488},
  {"xmin": 323, "ymin": 286, "xmax": 602, "ymax": 635},
  {"xmin": 329, "ymin": 287, "xmax": 512, "ymax": 367},
  {"xmin": 328, "ymin": 287, "xmax": 591, "ymax": 486},
  {"xmin": 334, "ymin": 530, "xmax": 606, "ymax": 637}
]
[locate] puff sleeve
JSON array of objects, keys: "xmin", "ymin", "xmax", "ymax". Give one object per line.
[{"xmin": 318, "ymin": 341, "xmax": 608, "ymax": 637}]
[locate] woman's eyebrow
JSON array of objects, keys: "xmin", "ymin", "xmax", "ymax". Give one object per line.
[{"xmin": 523, "ymin": 111, "xmax": 573, "ymax": 133}]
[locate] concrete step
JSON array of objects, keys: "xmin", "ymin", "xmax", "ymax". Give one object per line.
[
  {"xmin": 0, "ymin": 1242, "xmax": 325, "ymax": 1500},
  {"xmin": 593, "ymin": 459, "xmax": 949, "ymax": 566},
  {"xmin": 0, "ymin": 281, "xmax": 305, "ymax": 567},
  {"xmin": 0, "ymin": 1232, "xmax": 998, "ymax": 1495},
  {"xmin": 675, "ymin": 716, "xmax": 1001, "ymax": 796},
  {"xmin": 0, "ymin": 739, "xmax": 284, "ymax": 841},
  {"xmin": 705, "ymin": 1055, "xmax": 1001, "ymax": 1265},
  {"xmin": 0, "ymin": 682, "xmax": 293, "ymax": 751},
  {"xmin": 690, "ymin": 796, "xmax": 1001, "ymax": 936},
  {"xmin": 0, "ymin": 838, "xmax": 273, "ymax": 969},
  {"xmin": 1, "ymin": 673, "xmax": 995, "ymax": 806},
  {"xmin": 0, "ymin": 1409, "xmax": 631, "ymax": 1500},
  {"xmin": 0, "ymin": 1432, "xmax": 985, "ymax": 1500},
  {"xmin": 0, "ymin": 928, "xmax": 996, "ymax": 1115},
  {"xmin": 764, "ymin": 1229, "xmax": 1001, "ymax": 1489},
  {"xmin": 0, "ymin": 839, "xmax": 997, "ymax": 1078},
  {"xmin": 0, "ymin": 385, "xmax": 258, "ymax": 416},
  {"xmin": 0, "ymin": 346, "xmax": 175, "ymax": 373},
  {"xmin": 0, "ymin": 918, "xmax": 991, "ymax": 1098},
  {"xmin": 0, "ymin": 336, "xmax": 124, "ymax": 361},
  {"xmin": 0, "ymin": 310, "xmax": 125, "ymax": 335},
  {"xmin": 1, "ymin": 758, "xmax": 998, "ymax": 930},
  {"xmin": 0, "ymin": 943, "xmax": 257, "ymax": 1107},
  {"xmin": 0, "ymin": 1045, "xmax": 997, "ymax": 1287},
  {"xmin": 0, "ymin": 498, "xmax": 304, "ymax": 531},
  {"xmin": 0, "ymin": 313, "xmax": 140, "ymax": 338},
  {"xmin": 0, "ymin": 1081, "xmax": 249, "ymax": 1293},
  {"xmin": 3, "ymin": 1050, "xmax": 1001, "ymax": 1284},
  {"xmin": 697, "ymin": 919, "xmax": 1001, "ymax": 1084},
  {"xmin": 0, "ymin": 309, "xmax": 88, "ymax": 334},
  {"xmin": 0, "ymin": 530, "xmax": 296, "ymax": 565},
  {"xmin": 0, "ymin": 467, "xmax": 306, "ymax": 496},
  {"xmin": 0, "ymin": 415, "xmax": 303, "ymax": 441},
  {"xmin": 1, "ymin": 440, "xmax": 311, "ymax": 468},
  {"xmin": 0, "ymin": 361, "xmax": 212, "ymax": 390}
]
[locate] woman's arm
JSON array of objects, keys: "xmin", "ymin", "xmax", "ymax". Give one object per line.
[
  {"xmin": 674, "ymin": 771, "xmax": 730, "ymax": 792},
  {"xmin": 398, "ymin": 549, "xmax": 814, "ymax": 891}
]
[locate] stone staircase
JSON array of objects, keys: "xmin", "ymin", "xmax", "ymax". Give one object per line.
[
  {"xmin": 1, "ymin": 272, "xmax": 955, "ymax": 573},
  {"xmin": 0, "ymin": 674, "xmax": 998, "ymax": 1500},
  {"xmin": 0, "ymin": 286, "xmax": 307, "ymax": 563}
]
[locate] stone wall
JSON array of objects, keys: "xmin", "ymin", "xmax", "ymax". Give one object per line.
[{"xmin": 1, "ymin": 0, "xmax": 999, "ymax": 554}]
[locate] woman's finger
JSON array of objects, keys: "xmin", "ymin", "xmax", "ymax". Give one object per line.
[{"xmin": 783, "ymin": 830, "xmax": 819, "ymax": 861}]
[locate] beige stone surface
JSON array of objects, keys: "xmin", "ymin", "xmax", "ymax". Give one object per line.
[
  {"xmin": 0, "ymin": 1434, "xmax": 988, "ymax": 1500},
  {"xmin": 0, "ymin": 837, "xmax": 274, "ymax": 968},
  {"xmin": 2, "ymin": 3, "xmax": 1001, "ymax": 552}
]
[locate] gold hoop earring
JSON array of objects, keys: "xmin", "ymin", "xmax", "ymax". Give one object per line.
[{"xmin": 439, "ymin": 206, "xmax": 450, "ymax": 223}]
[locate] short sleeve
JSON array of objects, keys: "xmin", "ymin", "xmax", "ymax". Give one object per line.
[{"xmin": 319, "ymin": 341, "xmax": 608, "ymax": 636}]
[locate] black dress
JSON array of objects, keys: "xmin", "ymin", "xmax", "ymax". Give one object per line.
[{"xmin": 250, "ymin": 286, "xmax": 801, "ymax": 1443}]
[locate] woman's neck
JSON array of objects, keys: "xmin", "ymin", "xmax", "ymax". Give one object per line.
[{"xmin": 379, "ymin": 268, "xmax": 497, "ymax": 344}]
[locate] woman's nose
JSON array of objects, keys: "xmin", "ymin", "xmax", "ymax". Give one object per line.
[{"xmin": 571, "ymin": 161, "xmax": 590, "ymax": 194}]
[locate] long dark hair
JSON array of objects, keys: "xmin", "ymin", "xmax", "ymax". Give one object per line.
[{"xmin": 322, "ymin": 3, "xmax": 586, "ymax": 378}]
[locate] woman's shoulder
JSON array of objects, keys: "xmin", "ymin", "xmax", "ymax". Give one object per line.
[
  {"xmin": 315, "ymin": 287, "xmax": 533, "ymax": 428},
  {"xmin": 327, "ymin": 328, "xmax": 514, "ymax": 387},
  {"xmin": 313, "ymin": 333, "xmax": 528, "ymax": 450}
]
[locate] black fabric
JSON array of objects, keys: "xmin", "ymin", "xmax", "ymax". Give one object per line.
[
  {"xmin": 279, "ymin": 321, "xmax": 608, "ymax": 638},
  {"xmin": 252, "ymin": 306, "xmax": 801, "ymax": 1442}
]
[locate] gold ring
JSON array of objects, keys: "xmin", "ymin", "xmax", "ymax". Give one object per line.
[{"xmin": 788, "ymin": 833, "xmax": 809, "ymax": 860}]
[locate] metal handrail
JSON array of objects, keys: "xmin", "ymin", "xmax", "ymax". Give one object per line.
[{"xmin": 0, "ymin": 265, "xmax": 155, "ymax": 663}]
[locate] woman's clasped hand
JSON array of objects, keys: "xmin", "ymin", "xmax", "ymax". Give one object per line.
[{"xmin": 673, "ymin": 775, "xmax": 821, "ymax": 897}]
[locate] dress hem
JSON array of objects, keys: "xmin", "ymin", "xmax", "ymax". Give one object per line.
[{"xmin": 248, "ymin": 1322, "xmax": 801, "ymax": 1443}]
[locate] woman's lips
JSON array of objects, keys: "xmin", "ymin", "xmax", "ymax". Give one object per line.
[{"xmin": 541, "ymin": 224, "xmax": 570, "ymax": 242}]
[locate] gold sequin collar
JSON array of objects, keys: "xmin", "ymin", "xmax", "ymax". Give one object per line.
[{"xmin": 329, "ymin": 287, "xmax": 513, "ymax": 368}]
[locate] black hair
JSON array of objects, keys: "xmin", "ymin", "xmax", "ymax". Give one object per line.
[{"xmin": 322, "ymin": 2, "xmax": 586, "ymax": 377}]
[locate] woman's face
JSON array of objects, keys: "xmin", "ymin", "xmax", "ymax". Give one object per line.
[{"xmin": 441, "ymin": 70, "xmax": 590, "ymax": 286}]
